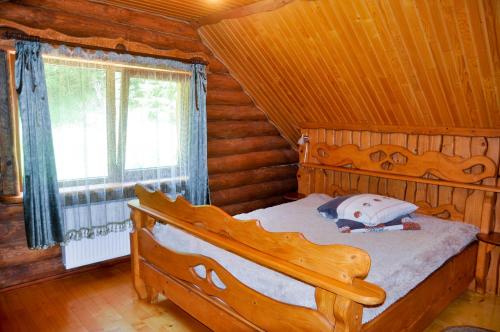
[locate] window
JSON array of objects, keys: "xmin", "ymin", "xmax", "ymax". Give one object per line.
[{"xmin": 43, "ymin": 57, "xmax": 189, "ymax": 187}]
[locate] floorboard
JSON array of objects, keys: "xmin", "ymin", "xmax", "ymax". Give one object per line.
[{"xmin": 0, "ymin": 262, "xmax": 498, "ymax": 331}]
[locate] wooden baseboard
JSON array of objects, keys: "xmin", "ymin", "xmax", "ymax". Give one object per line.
[{"xmin": 0, "ymin": 255, "xmax": 130, "ymax": 293}]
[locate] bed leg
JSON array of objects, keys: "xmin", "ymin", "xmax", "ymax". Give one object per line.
[
  {"xmin": 145, "ymin": 285, "xmax": 160, "ymax": 304},
  {"xmin": 333, "ymin": 295, "xmax": 362, "ymax": 332},
  {"xmin": 130, "ymin": 210, "xmax": 148, "ymax": 300},
  {"xmin": 315, "ymin": 288, "xmax": 362, "ymax": 332},
  {"xmin": 315, "ymin": 287, "xmax": 336, "ymax": 325}
]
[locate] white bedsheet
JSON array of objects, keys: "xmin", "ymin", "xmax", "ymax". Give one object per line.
[{"xmin": 152, "ymin": 194, "xmax": 478, "ymax": 323}]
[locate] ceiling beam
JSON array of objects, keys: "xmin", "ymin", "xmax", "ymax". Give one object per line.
[{"xmin": 196, "ymin": 0, "xmax": 295, "ymax": 27}]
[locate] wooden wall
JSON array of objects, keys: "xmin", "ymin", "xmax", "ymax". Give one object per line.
[
  {"xmin": 199, "ymin": 0, "xmax": 500, "ymax": 145},
  {"xmin": 298, "ymin": 127, "xmax": 500, "ymax": 294},
  {"xmin": 0, "ymin": 0, "xmax": 297, "ymax": 289}
]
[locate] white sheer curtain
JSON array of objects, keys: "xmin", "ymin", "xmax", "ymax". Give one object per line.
[{"xmin": 41, "ymin": 45, "xmax": 207, "ymax": 241}]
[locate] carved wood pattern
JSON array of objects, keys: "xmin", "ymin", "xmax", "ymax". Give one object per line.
[
  {"xmin": 311, "ymin": 143, "xmax": 497, "ymax": 184},
  {"xmin": 299, "ymin": 127, "xmax": 500, "ymax": 295},
  {"xmin": 138, "ymin": 229, "xmax": 334, "ymax": 332},
  {"xmin": 0, "ymin": 19, "xmax": 209, "ymax": 63},
  {"xmin": 415, "ymin": 202, "xmax": 464, "ymax": 221},
  {"xmin": 135, "ymin": 185, "xmax": 371, "ymax": 283}
]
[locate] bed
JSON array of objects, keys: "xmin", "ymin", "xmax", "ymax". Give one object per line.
[{"xmin": 128, "ymin": 128, "xmax": 499, "ymax": 332}]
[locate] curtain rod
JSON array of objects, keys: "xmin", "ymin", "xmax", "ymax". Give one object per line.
[
  {"xmin": 1, "ymin": 30, "xmax": 208, "ymax": 65},
  {"xmin": 44, "ymin": 55, "xmax": 192, "ymax": 76}
]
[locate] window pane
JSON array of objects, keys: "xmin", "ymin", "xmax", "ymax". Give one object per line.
[
  {"xmin": 125, "ymin": 77, "xmax": 179, "ymax": 170},
  {"xmin": 45, "ymin": 62, "xmax": 108, "ymax": 181}
]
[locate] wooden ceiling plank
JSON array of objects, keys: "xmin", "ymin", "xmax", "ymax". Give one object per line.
[
  {"xmin": 314, "ymin": 6, "xmax": 376, "ymax": 125},
  {"xmin": 217, "ymin": 19, "xmax": 308, "ymax": 127},
  {"xmin": 368, "ymin": 0, "xmax": 427, "ymax": 127},
  {"xmin": 436, "ymin": 0, "xmax": 475, "ymax": 126},
  {"xmin": 380, "ymin": 0, "xmax": 434, "ymax": 126},
  {"xmin": 94, "ymin": 0, "xmax": 200, "ymax": 21},
  {"xmin": 480, "ymin": 0, "xmax": 500, "ymax": 128},
  {"xmin": 452, "ymin": 0, "xmax": 488, "ymax": 128},
  {"xmin": 93, "ymin": 0, "xmax": 262, "ymax": 21},
  {"xmin": 357, "ymin": 0, "xmax": 415, "ymax": 126},
  {"xmin": 269, "ymin": 8, "xmax": 348, "ymax": 123},
  {"xmin": 390, "ymin": 0, "xmax": 447, "ymax": 125},
  {"xmin": 316, "ymin": 0, "xmax": 379, "ymax": 122},
  {"xmin": 243, "ymin": 14, "xmax": 336, "ymax": 125},
  {"xmin": 203, "ymin": 21, "xmax": 299, "ymax": 140},
  {"xmin": 246, "ymin": 17, "xmax": 321, "ymax": 121},
  {"xmin": 323, "ymin": 1, "xmax": 387, "ymax": 125},
  {"xmin": 292, "ymin": 5, "xmax": 358, "ymax": 124},
  {"xmin": 337, "ymin": 0, "xmax": 399, "ymax": 125},
  {"xmin": 413, "ymin": 0, "xmax": 458, "ymax": 126},
  {"xmin": 199, "ymin": 0, "xmax": 498, "ymax": 144},
  {"xmin": 466, "ymin": 0, "xmax": 498, "ymax": 127},
  {"xmin": 422, "ymin": 0, "xmax": 469, "ymax": 126},
  {"xmin": 197, "ymin": 0, "xmax": 295, "ymax": 26},
  {"xmin": 414, "ymin": 0, "xmax": 459, "ymax": 127}
]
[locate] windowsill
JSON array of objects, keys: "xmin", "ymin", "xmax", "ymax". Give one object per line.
[
  {"xmin": 59, "ymin": 176, "xmax": 186, "ymax": 194},
  {"xmin": 0, "ymin": 177, "xmax": 185, "ymax": 205}
]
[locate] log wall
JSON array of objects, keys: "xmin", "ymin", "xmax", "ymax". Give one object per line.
[
  {"xmin": 0, "ymin": 0, "xmax": 297, "ymax": 289},
  {"xmin": 298, "ymin": 127, "xmax": 500, "ymax": 295}
]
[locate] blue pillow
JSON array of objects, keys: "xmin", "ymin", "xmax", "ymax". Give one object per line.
[
  {"xmin": 317, "ymin": 195, "xmax": 354, "ymax": 219},
  {"xmin": 336, "ymin": 214, "xmax": 409, "ymax": 230}
]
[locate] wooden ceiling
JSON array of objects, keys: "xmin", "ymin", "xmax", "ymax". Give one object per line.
[
  {"xmin": 91, "ymin": 0, "xmax": 260, "ymax": 21},
  {"xmin": 199, "ymin": 0, "xmax": 500, "ymax": 144}
]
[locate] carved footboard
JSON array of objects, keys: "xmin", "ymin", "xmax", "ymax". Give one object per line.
[{"xmin": 128, "ymin": 185, "xmax": 385, "ymax": 332}]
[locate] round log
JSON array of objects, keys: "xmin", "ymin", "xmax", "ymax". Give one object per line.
[
  {"xmin": 220, "ymin": 195, "xmax": 287, "ymax": 216},
  {"xmin": 207, "ymin": 89, "xmax": 253, "ymax": 106},
  {"xmin": 1, "ymin": 3, "xmax": 207, "ymax": 54},
  {"xmin": 207, "ymin": 105, "xmax": 267, "ymax": 121},
  {"xmin": 19, "ymin": 0, "xmax": 200, "ymax": 40},
  {"xmin": 207, "ymin": 121, "xmax": 279, "ymax": 139},
  {"xmin": 208, "ymin": 136, "xmax": 291, "ymax": 157},
  {"xmin": 207, "ymin": 57, "xmax": 229, "ymax": 74},
  {"xmin": 209, "ymin": 165, "xmax": 298, "ymax": 190},
  {"xmin": 210, "ymin": 178, "xmax": 297, "ymax": 206},
  {"xmin": 207, "ymin": 74, "xmax": 241, "ymax": 91},
  {"xmin": 208, "ymin": 149, "xmax": 298, "ymax": 174}
]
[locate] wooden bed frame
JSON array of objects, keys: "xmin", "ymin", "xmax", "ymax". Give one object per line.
[{"xmin": 128, "ymin": 128, "xmax": 498, "ymax": 332}]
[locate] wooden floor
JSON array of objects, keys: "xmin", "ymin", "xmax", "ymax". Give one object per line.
[{"xmin": 0, "ymin": 262, "xmax": 498, "ymax": 332}]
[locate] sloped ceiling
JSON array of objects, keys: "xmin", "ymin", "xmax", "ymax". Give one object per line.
[
  {"xmin": 199, "ymin": 0, "xmax": 500, "ymax": 144},
  {"xmin": 91, "ymin": 0, "xmax": 260, "ymax": 21}
]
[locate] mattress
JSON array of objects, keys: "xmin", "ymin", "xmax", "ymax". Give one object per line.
[{"xmin": 152, "ymin": 194, "xmax": 478, "ymax": 323}]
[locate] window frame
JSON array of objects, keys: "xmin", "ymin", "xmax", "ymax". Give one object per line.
[
  {"xmin": 7, "ymin": 51, "xmax": 23, "ymax": 196},
  {"xmin": 42, "ymin": 57, "xmax": 189, "ymax": 189}
]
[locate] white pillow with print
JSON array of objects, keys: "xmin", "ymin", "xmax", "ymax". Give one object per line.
[{"xmin": 330, "ymin": 194, "xmax": 417, "ymax": 226}]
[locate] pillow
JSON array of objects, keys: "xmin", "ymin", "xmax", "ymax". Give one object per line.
[{"xmin": 317, "ymin": 194, "xmax": 418, "ymax": 226}]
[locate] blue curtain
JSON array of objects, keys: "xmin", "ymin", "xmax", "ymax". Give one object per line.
[
  {"xmin": 187, "ymin": 63, "xmax": 209, "ymax": 205},
  {"xmin": 37, "ymin": 44, "xmax": 209, "ymax": 243},
  {"xmin": 15, "ymin": 41, "xmax": 64, "ymax": 249}
]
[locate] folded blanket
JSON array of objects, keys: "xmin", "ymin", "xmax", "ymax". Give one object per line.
[{"xmin": 337, "ymin": 215, "xmax": 421, "ymax": 233}]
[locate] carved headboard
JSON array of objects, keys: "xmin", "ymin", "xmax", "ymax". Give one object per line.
[
  {"xmin": 297, "ymin": 126, "xmax": 500, "ymax": 294},
  {"xmin": 297, "ymin": 127, "xmax": 499, "ymax": 229}
]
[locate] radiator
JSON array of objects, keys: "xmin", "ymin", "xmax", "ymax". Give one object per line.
[{"xmin": 62, "ymin": 230, "xmax": 131, "ymax": 269}]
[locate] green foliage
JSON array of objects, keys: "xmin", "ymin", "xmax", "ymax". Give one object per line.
[
  {"xmin": 45, "ymin": 63, "xmax": 106, "ymax": 126},
  {"xmin": 128, "ymin": 77, "xmax": 178, "ymax": 122}
]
